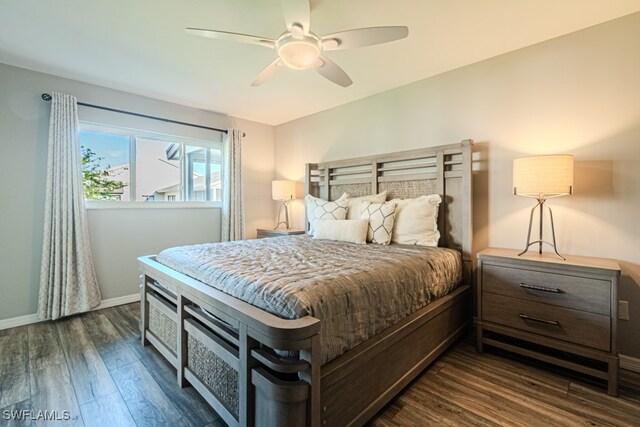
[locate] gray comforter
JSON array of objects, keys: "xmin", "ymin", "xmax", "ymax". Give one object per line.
[{"xmin": 156, "ymin": 235, "xmax": 462, "ymax": 364}]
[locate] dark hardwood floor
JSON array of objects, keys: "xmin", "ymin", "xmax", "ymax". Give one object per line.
[
  {"xmin": 0, "ymin": 303, "xmax": 638, "ymax": 426},
  {"xmin": 0, "ymin": 303, "xmax": 224, "ymax": 427}
]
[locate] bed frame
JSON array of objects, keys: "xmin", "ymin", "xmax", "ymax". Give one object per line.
[{"xmin": 138, "ymin": 140, "xmax": 474, "ymax": 427}]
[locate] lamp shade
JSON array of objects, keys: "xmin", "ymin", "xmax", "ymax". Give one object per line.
[
  {"xmin": 272, "ymin": 180, "xmax": 297, "ymax": 201},
  {"xmin": 513, "ymin": 155, "xmax": 574, "ymax": 198}
]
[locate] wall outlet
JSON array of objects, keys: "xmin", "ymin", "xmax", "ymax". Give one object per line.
[{"xmin": 618, "ymin": 300, "xmax": 630, "ymax": 320}]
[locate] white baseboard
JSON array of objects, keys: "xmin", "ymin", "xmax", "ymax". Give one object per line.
[
  {"xmin": 94, "ymin": 293, "xmax": 140, "ymax": 311},
  {"xmin": 0, "ymin": 293, "xmax": 140, "ymax": 331},
  {"xmin": 0, "ymin": 313, "xmax": 41, "ymax": 331},
  {"xmin": 620, "ymin": 354, "xmax": 640, "ymax": 373}
]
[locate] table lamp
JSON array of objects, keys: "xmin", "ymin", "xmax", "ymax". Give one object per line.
[
  {"xmin": 272, "ymin": 180, "xmax": 297, "ymax": 230},
  {"xmin": 513, "ymin": 154, "xmax": 574, "ymax": 260}
]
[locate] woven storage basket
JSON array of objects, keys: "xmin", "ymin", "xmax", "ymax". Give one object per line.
[
  {"xmin": 148, "ymin": 302, "xmax": 178, "ymax": 354},
  {"xmin": 188, "ymin": 335, "xmax": 240, "ymax": 418}
]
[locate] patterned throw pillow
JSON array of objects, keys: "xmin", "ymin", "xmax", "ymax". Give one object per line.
[
  {"xmin": 360, "ymin": 201, "xmax": 398, "ymax": 245},
  {"xmin": 339, "ymin": 191, "xmax": 388, "ymax": 220},
  {"xmin": 305, "ymin": 194, "xmax": 349, "ymax": 235}
]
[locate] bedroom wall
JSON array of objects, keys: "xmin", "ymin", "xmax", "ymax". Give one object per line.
[
  {"xmin": 274, "ymin": 14, "xmax": 640, "ymax": 358},
  {"xmin": 0, "ymin": 63, "xmax": 275, "ymax": 321},
  {"xmin": 233, "ymin": 117, "xmax": 277, "ymax": 237}
]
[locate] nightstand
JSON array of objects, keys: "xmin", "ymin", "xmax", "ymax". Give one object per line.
[
  {"xmin": 256, "ymin": 228, "xmax": 305, "ymax": 239},
  {"xmin": 476, "ymin": 248, "xmax": 621, "ymax": 395}
]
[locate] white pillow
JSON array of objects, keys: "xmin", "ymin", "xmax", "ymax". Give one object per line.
[
  {"xmin": 360, "ymin": 201, "xmax": 398, "ymax": 245},
  {"xmin": 313, "ymin": 219, "xmax": 369, "ymax": 245},
  {"xmin": 340, "ymin": 191, "xmax": 387, "ymax": 220},
  {"xmin": 390, "ymin": 194, "xmax": 442, "ymax": 246},
  {"xmin": 304, "ymin": 194, "xmax": 349, "ymax": 235}
]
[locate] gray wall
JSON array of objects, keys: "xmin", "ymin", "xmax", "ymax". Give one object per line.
[
  {"xmin": 275, "ymin": 14, "xmax": 640, "ymax": 357},
  {"xmin": 87, "ymin": 208, "xmax": 221, "ymax": 300},
  {"xmin": 0, "ymin": 63, "xmax": 275, "ymax": 320}
]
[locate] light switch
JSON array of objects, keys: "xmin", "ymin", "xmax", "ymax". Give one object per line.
[{"xmin": 619, "ymin": 300, "xmax": 630, "ymax": 320}]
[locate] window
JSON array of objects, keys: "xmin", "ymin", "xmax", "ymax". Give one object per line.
[{"xmin": 79, "ymin": 124, "xmax": 222, "ymax": 204}]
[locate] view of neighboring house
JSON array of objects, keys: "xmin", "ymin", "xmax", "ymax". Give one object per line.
[
  {"xmin": 149, "ymin": 142, "xmax": 222, "ymax": 202},
  {"xmin": 152, "ymin": 173, "xmax": 222, "ymax": 202},
  {"xmin": 81, "ymin": 130, "xmax": 222, "ymax": 202},
  {"xmin": 103, "ymin": 164, "xmax": 129, "ymax": 200}
]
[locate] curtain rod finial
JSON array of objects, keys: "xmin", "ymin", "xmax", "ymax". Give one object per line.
[{"xmin": 42, "ymin": 93, "xmax": 52, "ymax": 101}]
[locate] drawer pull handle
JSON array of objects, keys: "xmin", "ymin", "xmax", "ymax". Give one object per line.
[
  {"xmin": 519, "ymin": 283, "xmax": 563, "ymax": 294},
  {"xmin": 519, "ymin": 313, "xmax": 560, "ymax": 326}
]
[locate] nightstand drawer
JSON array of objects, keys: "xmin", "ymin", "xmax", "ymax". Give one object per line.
[
  {"xmin": 483, "ymin": 264, "xmax": 610, "ymax": 315},
  {"xmin": 482, "ymin": 293, "xmax": 610, "ymax": 351}
]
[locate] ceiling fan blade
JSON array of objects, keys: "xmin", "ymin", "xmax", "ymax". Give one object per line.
[
  {"xmin": 185, "ymin": 28, "xmax": 275, "ymax": 49},
  {"xmin": 251, "ymin": 58, "xmax": 283, "ymax": 87},
  {"xmin": 321, "ymin": 26, "xmax": 408, "ymax": 51},
  {"xmin": 282, "ymin": 0, "xmax": 310, "ymax": 33},
  {"xmin": 315, "ymin": 56, "xmax": 352, "ymax": 87}
]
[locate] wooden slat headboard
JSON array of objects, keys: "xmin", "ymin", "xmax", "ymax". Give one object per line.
[{"xmin": 305, "ymin": 139, "xmax": 474, "ymax": 283}]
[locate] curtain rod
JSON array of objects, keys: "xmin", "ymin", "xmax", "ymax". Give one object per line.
[{"xmin": 41, "ymin": 93, "xmax": 240, "ymax": 136}]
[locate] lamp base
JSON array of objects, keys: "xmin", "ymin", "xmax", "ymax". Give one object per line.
[
  {"xmin": 274, "ymin": 200, "xmax": 290, "ymax": 230},
  {"xmin": 518, "ymin": 198, "xmax": 565, "ymax": 260}
]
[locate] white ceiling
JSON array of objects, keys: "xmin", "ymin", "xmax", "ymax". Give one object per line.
[{"xmin": 1, "ymin": 0, "xmax": 639, "ymax": 125}]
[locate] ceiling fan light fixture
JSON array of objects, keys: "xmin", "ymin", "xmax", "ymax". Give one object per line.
[
  {"xmin": 277, "ymin": 37, "xmax": 321, "ymax": 70},
  {"xmin": 187, "ymin": 0, "xmax": 409, "ymax": 86}
]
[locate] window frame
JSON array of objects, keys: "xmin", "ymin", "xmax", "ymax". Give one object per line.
[{"xmin": 80, "ymin": 122, "xmax": 223, "ymax": 209}]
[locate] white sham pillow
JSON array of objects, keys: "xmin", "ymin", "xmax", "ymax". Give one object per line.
[
  {"xmin": 313, "ymin": 219, "xmax": 369, "ymax": 245},
  {"xmin": 339, "ymin": 191, "xmax": 388, "ymax": 220},
  {"xmin": 390, "ymin": 194, "xmax": 442, "ymax": 246},
  {"xmin": 304, "ymin": 194, "xmax": 349, "ymax": 235},
  {"xmin": 360, "ymin": 201, "xmax": 398, "ymax": 245}
]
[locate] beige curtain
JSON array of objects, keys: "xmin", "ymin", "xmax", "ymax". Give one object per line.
[
  {"xmin": 222, "ymin": 129, "xmax": 244, "ymax": 241},
  {"xmin": 38, "ymin": 92, "xmax": 101, "ymax": 320}
]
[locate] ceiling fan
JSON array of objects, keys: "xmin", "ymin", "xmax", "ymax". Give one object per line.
[{"xmin": 185, "ymin": 0, "xmax": 408, "ymax": 87}]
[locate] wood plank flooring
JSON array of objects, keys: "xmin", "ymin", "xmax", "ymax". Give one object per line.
[
  {"xmin": 0, "ymin": 303, "xmax": 223, "ymax": 427},
  {"xmin": 0, "ymin": 303, "xmax": 637, "ymax": 426},
  {"xmin": 370, "ymin": 341, "xmax": 640, "ymax": 426}
]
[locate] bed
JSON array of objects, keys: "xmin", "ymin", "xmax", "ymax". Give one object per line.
[{"xmin": 138, "ymin": 140, "xmax": 474, "ymax": 427}]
